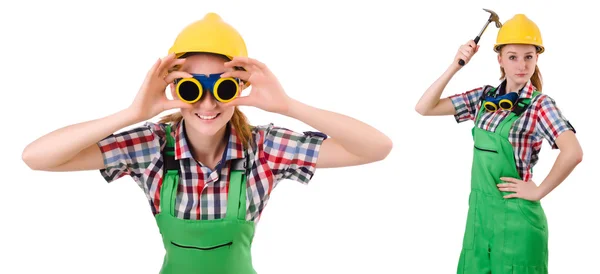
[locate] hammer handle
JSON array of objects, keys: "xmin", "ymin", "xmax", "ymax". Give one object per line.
[{"xmin": 458, "ymin": 36, "xmax": 481, "ymax": 66}]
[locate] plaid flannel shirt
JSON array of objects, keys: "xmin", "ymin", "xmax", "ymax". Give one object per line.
[{"xmin": 97, "ymin": 120, "xmax": 327, "ymax": 222}]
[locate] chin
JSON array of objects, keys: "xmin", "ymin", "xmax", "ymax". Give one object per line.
[{"xmin": 509, "ymin": 77, "xmax": 529, "ymax": 86}]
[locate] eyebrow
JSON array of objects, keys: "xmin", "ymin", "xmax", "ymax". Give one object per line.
[{"xmin": 507, "ymin": 51, "xmax": 535, "ymax": 54}]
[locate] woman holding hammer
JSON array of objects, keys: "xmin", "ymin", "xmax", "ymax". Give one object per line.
[{"xmin": 415, "ymin": 13, "xmax": 582, "ymax": 273}]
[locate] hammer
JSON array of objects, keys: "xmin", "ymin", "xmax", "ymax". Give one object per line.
[{"xmin": 458, "ymin": 8, "xmax": 502, "ymax": 66}]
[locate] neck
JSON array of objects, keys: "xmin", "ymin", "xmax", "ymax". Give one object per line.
[
  {"xmin": 504, "ymin": 79, "xmax": 526, "ymax": 94},
  {"xmin": 184, "ymin": 122, "xmax": 229, "ymax": 169}
]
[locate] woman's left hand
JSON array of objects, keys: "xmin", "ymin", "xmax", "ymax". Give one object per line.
[
  {"xmin": 497, "ymin": 177, "xmax": 542, "ymax": 201},
  {"xmin": 220, "ymin": 57, "xmax": 292, "ymax": 114}
]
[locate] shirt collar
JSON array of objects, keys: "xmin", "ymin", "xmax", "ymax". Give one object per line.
[
  {"xmin": 172, "ymin": 119, "xmax": 247, "ymax": 162},
  {"xmin": 495, "ymin": 79, "xmax": 537, "ymax": 99}
]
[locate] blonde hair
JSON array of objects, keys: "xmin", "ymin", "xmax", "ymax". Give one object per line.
[
  {"xmin": 158, "ymin": 52, "xmax": 253, "ymax": 149},
  {"xmin": 498, "ymin": 46, "xmax": 543, "ymax": 92}
]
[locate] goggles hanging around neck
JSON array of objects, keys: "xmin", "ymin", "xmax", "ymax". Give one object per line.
[{"xmin": 483, "ymin": 92, "xmax": 519, "ymax": 112}]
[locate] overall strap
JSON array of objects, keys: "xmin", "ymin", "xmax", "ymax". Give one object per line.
[
  {"xmin": 225, "ymin": 158, "xmax": 248, "ymax": 221},
  {"xmin": 160, "ymin": 124, "xmax": 180, "ymax": 216},
  {"xmin": 511, "ymin": 91, "xmax": 541, "ymax": 116}
]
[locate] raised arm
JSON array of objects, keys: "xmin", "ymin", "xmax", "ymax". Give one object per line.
[
  {"xmin": 22, "ymin": 54, "xmax": 193, "ymax": 172},
  {"xmin": 415, "ymin": 40, "xmax": 479, "ymax": 116}
]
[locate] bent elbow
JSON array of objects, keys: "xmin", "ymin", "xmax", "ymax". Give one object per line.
[
  {"xmin": 574, "ymin": 150, "xmax": 583, "ymax": 164},
  {"xmin": 562, "ymin": 147, "xmax": 583, "ymax": 166},
  {"xmin": 22, "ymin": 146, "xmax": 44, "ymax": 170},
  {"xmin": 569, "ymin": 142, "xmax": 584, "ymax": 164},
  {"xmin": 374, "ymin": 137, "xmax": 393, "ymax": 161},
  {"xmin": 383, "ymin": 137, "xmax": 393, "ymax": 159},
  {"xmin": 414, "ymin": 104, "xmax": 428, "ymax": 116},
  {"xmin": 22, "ymin": 147, "xmax": 37, "ymax": 170}
]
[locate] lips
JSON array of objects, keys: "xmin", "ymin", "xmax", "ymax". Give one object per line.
[{"xmin": 195, "ymin": 113, "xmax": 220, "ymax": 120}]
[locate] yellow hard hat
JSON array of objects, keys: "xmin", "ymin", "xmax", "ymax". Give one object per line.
[
  {"xmin": 494, "ymin": 14, "xmax": 544, "ymax": 54},
  {"xmin": 168, "ymin": 12, "xmax": 248, "ymax": 60}
]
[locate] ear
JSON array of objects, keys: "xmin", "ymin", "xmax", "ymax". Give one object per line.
[{"xmin": 497, "ymin": 54, "xmax": 503, "ymax": 67}]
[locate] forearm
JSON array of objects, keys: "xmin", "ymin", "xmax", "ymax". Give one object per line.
[
  {"xmin": 537, "ymin": 150, "xmax": 583, "ymax": 199},
  {"xmin": 415, "ymin": 64, "xmax": 459, "ymax": 115},
  {"xmin": 22, "ymin": 108, "xmax": 142, "ymax": 169},
  {"xmin": 282, "ymin": 98, "xmax": 392, "ymax": 160}
]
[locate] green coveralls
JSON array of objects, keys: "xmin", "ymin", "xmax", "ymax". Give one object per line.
[
  {"xmin": 457, "ymin": 90, "xmax": 549, "ymax": 274},
  {"xmin": 154, "ymin": 125, "xmax": 256, "ymax": 274}
]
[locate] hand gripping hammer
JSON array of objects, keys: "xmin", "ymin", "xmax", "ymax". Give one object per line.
[{"xmin": 458, "ymin": 8, "xmax": 502, "ymax": 66}]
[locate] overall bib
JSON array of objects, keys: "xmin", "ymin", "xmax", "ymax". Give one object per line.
[
  {"xmin": 457, "ymin": 90, "xmax": 549, "ymax": 274},
  {"xmin": 154, "ymin": 125, "xmax": 256, "ymax": 274}
]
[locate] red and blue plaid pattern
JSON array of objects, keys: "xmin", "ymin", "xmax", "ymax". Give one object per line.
[
  {"xmin": 97, "ymin": 120, "xmax": 326, "ymax": 222},
  {"xmin": 449, "ymin": 80, "xmax": 575, "ymax": 182}
]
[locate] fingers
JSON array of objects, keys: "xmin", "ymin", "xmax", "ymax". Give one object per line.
[
  {"xmin": 461, "ymin": 45, "xmax": 475, "ymax": 56},
  {"xmin": 457, "ymin": 43, "xmax": 476, "ymax": 64},
  {"xmin": 155, "ymin": 53, "xmax": 176, "ymax": 75},
  {"xmin": 497, "ymin": 181, "xmax": 517, "ymax": 191},
  {"xmin": 247, "ymin": 57, "xmax": 267, "ymax": 70},
  {"xmin": 225, "ymin": 56, "xmax": 268, "ymax": 73},
  {"xmin": 457, "ymin": 50, "xmax": 470, "ymax": 63},
  {"xmin": 146, "ymin": 58, "xmax": 162, "ymax": 78},
  {"xmin": 162, "ymin": 58, "xmax": 187, "ymax": 76},
  {"xmin": 503, "ymin": 193, "xmax": 518, "ymax": 199},
  {"xmin": 466, "ymin": 39, "xmax": 477, "ymax": 49},
  {"xmin": 155, "ymin": 53, "xmax": 187, "ymax": 77},
  {"xmin": 500, "ymin": 177, "xmax": 520, "ymax": 183},
  {"xmin": 221, "ymin": 70, "xmax": 251, "ymax": 81},
  {"xmin": 159, "ymin": 53, "xmax": 176, "ymax": 69},
  {"xmin": 165, "ymin": 58, "xmax": 186, "ymax": 74},
  {"xmin": 498, "ymin": 186, "xmax": 517, "ymax": 192},
  {"xmin": 224, "ymin": 57, "xmax": 253, "ymax": 71},
  {"xmin": 459, "ymin": 49, "xmax": 470, "ymax": 60},
  {"xmin": 457, "ymin": 40, "xmax": 479, "ymax": 63},
  {"xmin": 164, "ymin": 71, "xmax": 194, "ymax": 84}
]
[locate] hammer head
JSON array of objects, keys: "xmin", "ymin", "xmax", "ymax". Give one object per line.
[{"xmin": 483, "ymin": 8, "xmax": 502, "ymax": 28}]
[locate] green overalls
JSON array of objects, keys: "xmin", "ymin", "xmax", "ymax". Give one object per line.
[
  {"xmin": 457, "ymin": 89, "xmax": 549, "ymax": 274},
  {"xmin": 154, "ymin": 125, "xmax": 256, "ymax": 274}
]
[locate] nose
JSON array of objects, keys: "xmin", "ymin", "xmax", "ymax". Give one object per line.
[
  {"xmin": 197, "ymin": 90, "xmax": 217, "ymax": 109},
  {"xmin": 518, "ymin": 58, "xmax": 527, "ymax": 71}
]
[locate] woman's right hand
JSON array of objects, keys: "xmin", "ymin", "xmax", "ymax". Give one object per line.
[
  {"xmin": 453, "ymin": 40, "xmax": 480, "ymax": 68},
  {"xmin": 128, "ymin": 53, "xmax": 194, "ymax": 121}
]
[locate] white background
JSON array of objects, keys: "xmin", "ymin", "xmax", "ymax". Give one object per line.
[{"xmin": 2, "ymin": 0, "xmax": 598, "ymax": 273}]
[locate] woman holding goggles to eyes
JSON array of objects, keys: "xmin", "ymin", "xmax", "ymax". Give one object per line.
[
  {"xmin": 22, "ymin": 13, "xmax": 393, "ymax": 274},
  {"xmin": 415, "ymin": 14, "xmax": 582, "ymax": 273}
]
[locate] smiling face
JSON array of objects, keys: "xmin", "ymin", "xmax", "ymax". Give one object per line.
[
  {"xmin": 170, "ymin": 53, "xmax": 237, "ymax": 137},
  {"xmin": 497, "ymin": 44, "xmax": 539, "ymax": 90}
]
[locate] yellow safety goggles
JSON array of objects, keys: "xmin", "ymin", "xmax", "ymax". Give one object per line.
[
  {"xmin": 174, "ymin": 73, "xmax": 240, "ymax": 104},
  {"xmin": 483, "ymin": 92, "xmax": 519, "ymax": 112}
]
